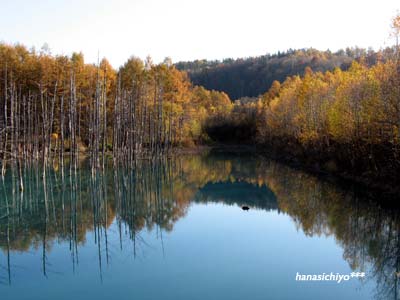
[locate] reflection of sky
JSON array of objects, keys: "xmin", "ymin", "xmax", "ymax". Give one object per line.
[
  {"xmin": 194, "ymin": 181, "xmax": 278, "ymax": 210},
  {"xmin": 1, "ymin": 203, "xmax": 374, "ymax": 300}
]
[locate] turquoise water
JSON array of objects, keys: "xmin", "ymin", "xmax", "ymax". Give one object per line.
[{"xmin": 0, "ymin": 152, "xmax": 398, "ymax": 299}]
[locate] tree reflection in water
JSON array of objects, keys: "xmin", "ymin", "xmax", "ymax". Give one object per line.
[{"xmin": 0, "ymin": 152, "xmax": 399, "ymax": 299}]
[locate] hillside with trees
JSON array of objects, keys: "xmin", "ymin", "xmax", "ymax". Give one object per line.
[
  {"xmin": 176, "ymin": 47, "xmax": 390, "ymax": 100},
  {"xmin": 201, "ymin": 15, "xmax": 400, "ymax": 189}
]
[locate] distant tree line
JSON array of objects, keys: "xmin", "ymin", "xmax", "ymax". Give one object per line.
[{"xmin": 176, "ymin": 47, "xmax": 395, "ymax": 100}]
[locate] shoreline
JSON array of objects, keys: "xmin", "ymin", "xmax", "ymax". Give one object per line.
[
  {"xmin": 184, "ymin": 143, "xmax": 400, "ymax": 202},
  {"xmin": 255, "ymin": 145, "xmax": 400, "ymax": 201},
  {"xmin": 2, "ymin": 144, "xmax": 397, "ymax": 200}
]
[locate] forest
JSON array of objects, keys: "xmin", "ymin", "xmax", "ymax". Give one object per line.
[
  {"xmin": 0, "ymin": 44, "xmax": 231, "ymax": 176},
  {"xmin": 0, "ymin": 14, "xmax": 399, "ymax": 190}
]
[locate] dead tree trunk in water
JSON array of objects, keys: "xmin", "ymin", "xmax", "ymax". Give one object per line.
[
  {"xmin": 60, "ymin": 92, "xmax": 65, "ymax": 179},
  {"xmin": 2, "ymin": 64, "xmax": 8, "ymax": 179},
  {"xmin": 158, "ymin": 81, "xmax": 163, "ymax": 154},
  {"xmin": 48, "ymin": 81, "xmax": 57, "ymax": 163},
  {"xmin": 39, "ymin": 83, "xmax": 49, "ymax": 175},
  {"xmin": 102, "ymin": 66, "xmax": 107, "ymax": 169},
  {"xmin": 10, "ymin": 81, "xmax": 15, "ymax": 162},
  {"xmin": 69, "ymin": 73, "xmax": 78, "ymax": 175}
]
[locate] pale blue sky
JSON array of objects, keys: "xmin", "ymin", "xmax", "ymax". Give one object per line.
[{"xmin": 1, "ymin": 0, "xmax": 399, "ymax": 67}]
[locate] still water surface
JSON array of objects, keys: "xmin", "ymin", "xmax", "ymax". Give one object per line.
[{"xmin": 0, "ymin": 151, "xmax": 398, "ymax": 300}]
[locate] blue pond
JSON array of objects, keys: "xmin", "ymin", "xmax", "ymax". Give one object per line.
[{"xmin": 0, "ymin": 152, "xmax": 396, "ymax": 299}]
